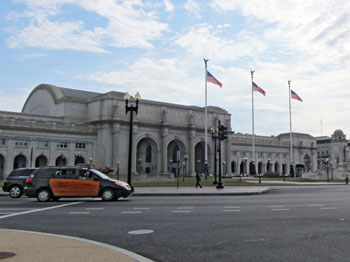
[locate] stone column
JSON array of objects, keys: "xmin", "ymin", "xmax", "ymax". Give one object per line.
[
  {"xmin": 132, "ymin": 123, "xmax": 138, "ymax": 175},
  {"xmin": 161, "ymin": 128, "xmax": 168, "ymax": 173},
  {"xmin": 189, "ymin": 130, "xmax": 196, "ymax": 176},
  {"xmin": 112, "ymin": 122, "xmax": 121, "ymax": 171}
]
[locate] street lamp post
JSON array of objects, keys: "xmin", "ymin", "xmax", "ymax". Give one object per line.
[
  {"xmin": 210, "ymin": 127, "xmax": 218, "ymax": 184},
  {"xmin": 124, "ymin": 92, "xmax": 141, "ymax": 187}
]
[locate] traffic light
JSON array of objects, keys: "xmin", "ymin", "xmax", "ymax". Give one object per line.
[{"xmin": 218, "ymin": 125, "xmax": 228, "ymax": 140}]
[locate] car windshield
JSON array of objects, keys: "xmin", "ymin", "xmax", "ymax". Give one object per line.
[{"xmin": 91, "ymin": 169, "xmax": 113, "ymax": 180}]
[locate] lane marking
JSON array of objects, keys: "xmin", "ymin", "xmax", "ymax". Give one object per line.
[
  {"xmin": 320, "ymin": 207, "xmax": 337, "ymax": 210},
  {"xmin": 223, "ymin": 210, "xmax": 240, "ymax": 212},
  {"xmin": 85, "ymin": 208, "xmax": 104, "ymax": 210},
  {"xmin": 122, "ymin": 211, "xmax": 142, "ymax": 214},
  {"xmin": 177, "ymin": 207, "xmax": 194, "ymax": 210},
  {"xmin": 133, "ymin": 208, "xmax": 150, "ymax": 210},
  {"xmin": 69, "ymin": 212, "xmax": 90, "ymax": 215},
  {"xmin": 244, "ymin": 239, "xmax": 264, "ymax": 243},
  {"xmin": 268, "ymin": 206, "xmax": 284, "ymax": 208},
  {"xmin": 0, "ymin": 202, "xmax": 83, "ymax": 220},
  {"xmin": 172, "ymin": 210, "xmax": 191, "ymax": 213},
  {"xmin": 0, "ymin": 208, "xmax": 37, "ymax": 210},
  {"xmin": 128, "ymin": 230, "xmax": 154, "ymax": 235},
  {"xmin": 224, "ymin": 206, "xmax": 240, "ymax": 209},
  {"xmin": 271, "ymin": 209, "xmax": 290, "ymax": 211},
  {"xmin": 308, "ymin": 204, "xmax": 324, "ymax": 207}
]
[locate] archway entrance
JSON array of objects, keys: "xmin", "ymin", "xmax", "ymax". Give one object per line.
[
  {"xmin": 195, "ymin": 141, "xmax": 211, "ymax": 173},
  {"xmin": 0, "ymin": 155, "xmax": 4, "ymax": 179},
  {"xmin": 258, "ymin": 162, "xmax": 263, "ymax": 175},
  {"xmin": 304, "ymin": 155, "xmax": 311, "ymax": 172},
  {"xmin": 14, "ymin": 154, "xmax": 26, "ymax": 169},
  {"xmin": 136, "ymin": 137, "xmax": 159, "ymax": 174},
  {"xmin": 35, "ymin": 155, "xmax": 48, "ymax": 167},
  {"xmin": 56, "ymin": 156, "xmax": 67, "ymax": 166},
  {"xmin": 231, "ymin": 161, "xmax": 236, "ymax": 174},
  {"xmin": 75, "ymin": 156, "xmax": 85, "ymax": 165},
  {"xmin": 168, "ymin": 139, "xmax": 187, "ymax": 176}
]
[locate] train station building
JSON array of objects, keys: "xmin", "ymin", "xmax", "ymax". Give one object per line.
[{"xmin": 0, "ymin": 84, "xmax": 318, "ymax": 179}]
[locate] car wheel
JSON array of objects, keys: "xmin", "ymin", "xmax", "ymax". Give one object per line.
[
  {"xmin": 101, "ymin": 188, "xmax": 115, "ymax": 201},
  {"xmin": 37, "ymin": 189, "xmax": 51, "ymax": 202},
  {"xmin": 9, "ymin": 186, "xmax": 23, "ymax": 198}
]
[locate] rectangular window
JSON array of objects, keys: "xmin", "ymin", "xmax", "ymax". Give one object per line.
[
  {"xmin": 267, "ymin": 153, "xmax": 271, "ymax": 157},
  {"xmin": 259, "ymin": 152, "xmax": 263, "ymax": 157},
  {"xmin": 75, "ymin": 143, "xmax": 86, "ymax": 149},
  {"xmin": 0, "ymin": 138, "xmax": 5, "ymax": 145},
  {"xmin": 15, "ymin": 139, "xmax": 28, "ymax": 147},
  {"xmin": 56, "ymin": 142, "xmax": 68, "ymax": 148},
  {"xmin": 232, "ymin": 151, "xmax": 236, "ymax": 156},
  {"xmin": 36, "ymin": 140, "xmax": 49, "ymax": 148},
  {"xmin": 240, "ymin": 152, "xmax": 246, "ymax": 157}
]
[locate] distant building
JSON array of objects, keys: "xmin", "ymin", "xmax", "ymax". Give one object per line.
[
  {"xmin": 316, "ymin": 129, "xmax": 350, "ymax": 179},
  {"xmin": 0, "ymin": 84, "xmax": 317, "ymax": 179}
]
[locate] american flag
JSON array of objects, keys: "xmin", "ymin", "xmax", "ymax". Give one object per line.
[
  {"xmin": 291, "ymin": 90, "xmax": 303, "ymax": 102},
  {"xmin": 206, "ymin": 71, "xmax": 222, "ymax": 87},
  {"xmin": 252, "ymin": 82, "xmax": 266, "ymax": 96}
]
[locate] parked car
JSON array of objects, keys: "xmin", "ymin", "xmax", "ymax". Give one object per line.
[
  {"xmin": 24, "ymin": 166, "xmax": 133, "ymax": 202},
  {"xmin": 2, "ymin": 168, "xmax": 37, "ymax": 198}
]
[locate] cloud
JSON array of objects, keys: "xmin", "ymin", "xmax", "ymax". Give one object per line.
[
  {"xmin": 163, "ymin": 0, "xmax": 174, "ymax": 12},
  {"xmin": 184, "ymin": 0, "xmax": 201, "ymax": 18},
  {"xmin": 6, "ymin": 0, "xmax": 169, "ymax": 51}
]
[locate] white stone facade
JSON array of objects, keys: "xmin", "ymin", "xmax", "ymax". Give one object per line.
[{"xmin": 0, "ymin": 84, "xmax": 317, "ymax": 180}]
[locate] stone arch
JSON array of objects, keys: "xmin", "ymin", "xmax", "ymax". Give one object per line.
[
  {"xmin": 0, "ymin": 154, "xmax": 4, "ymax": 179},
  {"xmin": 35, "ymin": 155, "xmax": 48, "ymax": 167},
  {"xmin": 14, "ymin": 154, "xmax": 26, "ymax": 169},
  {"xmin": 258, "ymin": 161, "xmax": 263, "ymax": 175},
  {"xmin": 274, "ymin": 162, "xmax": 280, "ymax": 174},
  {"xmin": 303, "ymin": 154, "xmax": 311, "ymax": 172},
  {"xmin": 136, "ymin": 136, "xmax": 159, "ymax": 174},
  {"xmin": 231, "ymin": 160, "xmax": 236, "ymax": 174},
  {"xmin": 282, "ymin": 163, "xmax": 287, "ymax": 175},
  {"xmin": 56, "ymin": 155, "xmax": 67, "ymax": 166},
  {"xmin": 194, "ymin": 141, "xmax": 211, "ymax": 173},
  {"xmin": 266, "ymin": 160, "xmax": 272, "ymax": 172},
  {"xmin": 75, "ymin": 156, "xmax": 85, "ymax": 165},
  {"xmin": 167, "ymin": 139, "xmax": 187, "ymax": 175},
  {"xmin": 249, "ymin": 161, "xmax": 255, "ymax": 175}
]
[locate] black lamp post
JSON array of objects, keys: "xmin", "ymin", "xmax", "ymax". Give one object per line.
[
  {"xmin": 124, "ymin": 92, "xmax": 140, "ymax": 187},
  {"xmin": 210, "ymin": 127, "xmax": 218, "ymax": 184}
]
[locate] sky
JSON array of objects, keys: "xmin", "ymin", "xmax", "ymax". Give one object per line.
[{"xmin": 0, "ymin": 0, "xmax": 349, "ymax": 137}]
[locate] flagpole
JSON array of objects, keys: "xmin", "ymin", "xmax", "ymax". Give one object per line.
[
  {"xmin": 204, "ymin": 58, "xmax": 209, "ymax": 175},
  {"xmin": 251, "ymin": 70, "xmax": 256, "ymax": 177},
  {"xmin": 288, "ymin": 80, "xmax": 294, "ymax": 176}
]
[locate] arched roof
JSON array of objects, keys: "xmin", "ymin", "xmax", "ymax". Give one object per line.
[{"xmin": 22, "ymin": 84, "xmax": 101, "ymax": 112}]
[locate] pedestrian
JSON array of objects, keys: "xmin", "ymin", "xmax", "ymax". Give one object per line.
[
  {"xmin": 196, "ymin": 172, "xmax": 202, "ymax": 188},
  {"xmin": 345, "ymin": 175, "xmax": 349, "ymax": 185}
]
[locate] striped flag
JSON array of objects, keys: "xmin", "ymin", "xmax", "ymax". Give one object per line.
[
  {"xmin": 291, "ymin": 90, "xmax": 303, "ymax": 102},
  {"xmin": 206, "ymin": 71, "xmax": 222, "ymax": 87},
  {"xmin": 252, "ymin": 82, "xmax": 266, "ymax": 96}
]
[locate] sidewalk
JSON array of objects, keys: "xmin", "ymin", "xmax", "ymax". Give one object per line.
[
  {"xmin": 132, "ymin": 186, "xmax": 269, "ymax": 196},
  {"xmin": 0, "ymin": 229, "xmax": 154, "ymax": 262}
]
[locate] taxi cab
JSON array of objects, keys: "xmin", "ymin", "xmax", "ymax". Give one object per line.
[{"xmin": 24, "ymin": 166, "xmax": 133, "ymax": 202}]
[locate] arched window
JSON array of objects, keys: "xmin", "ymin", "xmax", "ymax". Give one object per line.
[{"xmin": 146, "ymin": 145, "xmax": 152, "ymax": 163}]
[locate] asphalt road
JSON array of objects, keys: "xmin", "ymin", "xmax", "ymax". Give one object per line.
[{"xmin": 1, "ymin": 185, "xmax": 350, "ymax": 262}]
